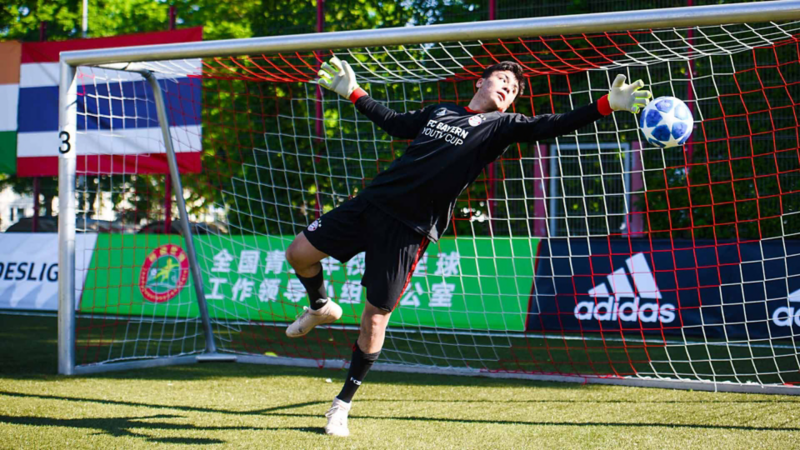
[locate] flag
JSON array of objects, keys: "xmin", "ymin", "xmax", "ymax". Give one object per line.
[
  {"xmin": 16, "ymin": 27, "xmax": 203, "ymax": 177},
  {"xmin": 0, "ymin": 41, "xmax": 21, "ymax": 174}
]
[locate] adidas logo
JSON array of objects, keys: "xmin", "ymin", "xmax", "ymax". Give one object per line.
[
  {"xmin": 771, "ymin": 288, "xmax": 800, "ymax": 327},
  {"xmin": 574, "ymin": 253, "xmax": 676, "ymax": 324}
]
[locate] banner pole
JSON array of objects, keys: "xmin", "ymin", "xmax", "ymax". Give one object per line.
[{"xmin": 163, "ymin": 5, "xmax": 177, "ymax": 234}]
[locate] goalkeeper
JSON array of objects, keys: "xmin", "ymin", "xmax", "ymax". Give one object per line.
[{"xmin": 284, "ymin": 57, "xmax": 651, "ymax": 437}]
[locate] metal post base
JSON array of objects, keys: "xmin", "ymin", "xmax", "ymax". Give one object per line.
[{"xmin": 196, "ymin": 353, "xmax": 238, "ymax": 363}]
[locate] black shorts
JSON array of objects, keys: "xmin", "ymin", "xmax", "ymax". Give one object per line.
[{"xmin": 302, "ymin": 196, "xmax": 429, "ymax": 312}]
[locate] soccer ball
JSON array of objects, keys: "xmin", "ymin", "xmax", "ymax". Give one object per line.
[{"xmin": 639, "ymin": 96, "xmax": 694, "ymax": 148}]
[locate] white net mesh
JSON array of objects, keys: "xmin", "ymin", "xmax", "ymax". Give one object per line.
[{"xmin": 72, "ymin": 20, "xmax": 800, "ymax": 389}]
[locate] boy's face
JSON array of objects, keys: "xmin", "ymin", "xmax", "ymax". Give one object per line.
[{"xmin": 474, "ymin": 70, "xmax": 520, "ymax": 112}]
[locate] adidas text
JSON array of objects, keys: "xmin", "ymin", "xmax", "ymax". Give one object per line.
[
  {"xmin": 771, "ymin": 288, "xmax": 800, "ymax": 327},
  {"xmin": 574, "ymin": 297, "xmax": 676, "ymax": 323}
]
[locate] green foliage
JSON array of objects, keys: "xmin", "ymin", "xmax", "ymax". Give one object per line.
[
  {"xmin": 2, "ymin": 1, "xmax": 83, "ymax": 41},
  {"xmin": 1, "ymin": 0, "xmax": 487, "ymax": 229},
  {"xmin": 2, "ymin": 0, "xmax": 792, "ymax": 241}
]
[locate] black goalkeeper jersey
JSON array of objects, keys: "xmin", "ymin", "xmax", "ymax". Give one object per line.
[{"xmin": 354, "ymin": 94, "xmax": 606, "ymax": 242}]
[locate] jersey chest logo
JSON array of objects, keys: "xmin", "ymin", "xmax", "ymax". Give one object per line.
[{"xmin": 468, "ymin": 115, "xmax": 484, "ymax": 127}]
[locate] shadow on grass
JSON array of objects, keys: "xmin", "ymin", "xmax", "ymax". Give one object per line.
[
  {"xmin": 0, "ymin": 413, "xmax": 269, "ymax": 445},
  {"xmin": 0, "ymin": 390, "xmax": 330, "ymax": 417},
  {"xmin": 2, "ymin": 391, "xmax": 799, "ymax": 433},
  {"xmin": 2, "ymin": 389, "xmax": 798, "ymax": 417}
]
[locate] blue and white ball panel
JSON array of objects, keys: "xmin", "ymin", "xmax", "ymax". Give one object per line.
[{"xmin": 639, "ymin": 96, "xmax": 694, "ymax": 149}]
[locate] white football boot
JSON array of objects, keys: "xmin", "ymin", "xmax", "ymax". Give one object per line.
[
  {"xmin": 324, "ymin": 397, "xmax": 351, "ymax": 437},
  {"xmin": 285, "ymin": 300, "xmax": 343, "ymax": 338}
]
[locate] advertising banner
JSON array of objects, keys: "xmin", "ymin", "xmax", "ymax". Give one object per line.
[
  {"xmin": 15, "ymin": 233, "xmax": 800, "ymax": 340},
  {"xmin": 80, "ymin": 235, "xmax": 539, "ymax": 332},
  {"xmin": 80, "ymin": 235, "xmax": 198, "ymax": 318},
  {"xmin": 13, "ymin": 233, "xmax": 800, "ymax": 341},
  {"xmin": 527, "ymin": 238, "xmax": 800, "ymax": 340},
  {"xmin": 0, "ymin": 233, "xmax": 96, "ymax": 311}
]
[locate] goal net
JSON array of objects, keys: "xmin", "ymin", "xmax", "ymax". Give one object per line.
[{"xmin": 64, "ymin": 5, "xmax": 800, "ymax": 392}]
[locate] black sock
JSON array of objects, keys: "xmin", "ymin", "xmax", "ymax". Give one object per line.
[
  {"xmin": 296, "ymin": 265, "xmax": 328, "ymax": 310},
  {"xmin": 337, "ymin": 343, "xmax": 380, "ymax": 403}
]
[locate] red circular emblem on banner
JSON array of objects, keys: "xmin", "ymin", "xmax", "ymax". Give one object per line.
[{"xmin": 139, "ymin": 244, "xmax": 190, "ymax": 303}]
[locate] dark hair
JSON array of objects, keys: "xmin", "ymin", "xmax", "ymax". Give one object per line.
[{"xmin": 481, "ymin": 61, "xmax": 525, "ymax": 96}]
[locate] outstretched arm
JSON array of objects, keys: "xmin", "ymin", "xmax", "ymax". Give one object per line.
[
  {"xmin": 503, "ymin": 74, "xmax": 652, "ymax": 144},
  {"xmin": 504, "ymin": 100, "xmax": 608, "ymax": 143},
  {"xmin": 316, "ymin": 57, "xmax": 430, "ymax": 139}
]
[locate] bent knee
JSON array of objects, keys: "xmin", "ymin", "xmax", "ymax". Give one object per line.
[
  {"xmin": 286, "ymin": 240, "xmax": 314, "ymax": 271},
  {"xmin": 360, "ymin": 312, "xmax": 390, "ymax": 334},
  {"xmin": 285, "ymin": 234, "xmax": 326, "ymax": 273},
  {"xmin": 285, "ymin": 241, "xmax": 300, "ymax": 267}
]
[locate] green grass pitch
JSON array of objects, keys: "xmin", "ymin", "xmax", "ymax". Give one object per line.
[{"xmin": 1, "ymin": 314, "xmax": 799, "ymax": 449}]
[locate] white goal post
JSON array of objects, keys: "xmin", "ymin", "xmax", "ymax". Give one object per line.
[{"xmin": 58, "ymin": 1, "xmax": 800, "ymax": 395}]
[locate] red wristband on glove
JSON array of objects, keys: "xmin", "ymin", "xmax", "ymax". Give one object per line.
[
  {"xmin": 349, "ymin": 88, "xmax": 368, "ymax": 103},
  {"xmin": 597, "ymin": 95, "xmax": 613, "ymax": 116}
]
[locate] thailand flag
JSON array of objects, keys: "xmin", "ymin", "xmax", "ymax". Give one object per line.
[{"xmin": 16, "ymin": 27, "xmax": 203, "ymax": 177}]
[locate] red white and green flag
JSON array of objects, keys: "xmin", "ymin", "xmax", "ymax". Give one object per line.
[{"xmin": 0, "ymin": 41, "xmax": 21, "ymax": 174}]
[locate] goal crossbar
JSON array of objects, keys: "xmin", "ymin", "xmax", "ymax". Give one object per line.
[{"xmin": 59, "ymin": 1, "xmax": 800, "ymax": 66}]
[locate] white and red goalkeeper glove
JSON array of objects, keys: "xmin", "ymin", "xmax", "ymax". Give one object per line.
[
  {"xmin": 608, "ymin": 74, "xmax": 652, "ymax": 114},
  {"xmin": 317, "ymin": 57, "xmax": 361, "ymax": 100}
]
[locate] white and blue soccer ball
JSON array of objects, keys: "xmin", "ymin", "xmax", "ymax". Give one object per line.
[{"xmin": 639, "ymin": 96, "xmax": 694, "ymax": 148}]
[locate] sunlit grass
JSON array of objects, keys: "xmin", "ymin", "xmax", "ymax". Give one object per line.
[{"xmin": 1, "ymin": 314, "xmax": 798, "ymax": 449}]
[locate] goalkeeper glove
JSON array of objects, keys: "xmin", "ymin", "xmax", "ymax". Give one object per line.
[
  {"xmin": 608, "ymin": 74, "xmax": 652, "ymax": 114},
  {"xmin": 317, "ymin": 57, "xmax": 360, "ymax": 99}
]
